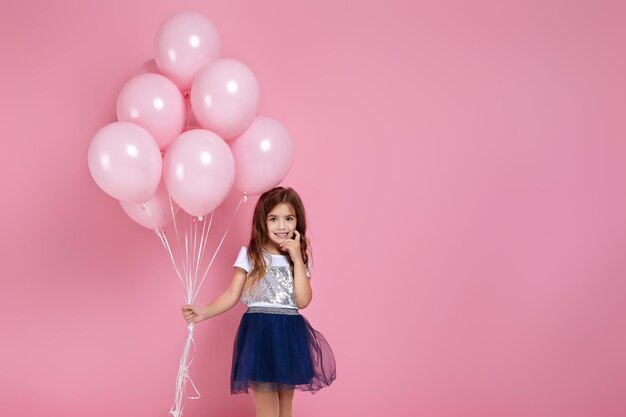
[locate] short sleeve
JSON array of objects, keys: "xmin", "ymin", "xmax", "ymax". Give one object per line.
[{"xmin": 233, "ymin": 246, "xmax": 251, "ymax": 273}]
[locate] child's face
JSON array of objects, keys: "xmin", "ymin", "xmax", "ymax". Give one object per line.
[{"xmin": 265, "ymin": 202, "xmax": 297, "ymax": 248}]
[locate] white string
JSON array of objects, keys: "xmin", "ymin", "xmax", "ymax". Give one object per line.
[
  {"xmin": 142, "ymin": 202, "xmax": 200, "ymax": 417},
  {"xmin": 190, "ymin": 211, "xmax": 214, "ymax": 305},
  {"xmin": 184, "ymin": 212, "xmax": 190, "ymax": 302},
  {"xmin": 165, "ymin": 92, "xmax": 204, "ymax": 417},
  {"xmin": 169, "ymin": 195, "xmax": 189, "ymax": 291},
  {"xmin": 191, "ymin": 217, "xmax": 199, "ymax": 298},
  {"xmin": 155, "ymin": 229, "xmax": 185, "ymax": 287},
  {"xmin": 143, "ymin": 192, "xmax": 248, "ymax": 417},
  {"xmin": 142, "ymin": 204, "xmax": 185, "ymax": 287},
  {"xmin": 192, "ymin": 214, "xmax": 209, "ymax": 301},
  {"xmin": 193, "ymin": 193, "xmax": 247, "ymax": 301},
  {"xmin": 168, "ymin": 323, "xmax": 201, "ymax": 417}
]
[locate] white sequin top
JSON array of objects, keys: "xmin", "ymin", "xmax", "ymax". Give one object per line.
[{"xmin": 233, "ymin": 246, "xmax": 311, "ymax": 309}]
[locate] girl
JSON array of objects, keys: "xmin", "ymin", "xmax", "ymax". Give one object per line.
[{"xmin": 182, "ymin": 187, "xmax": 336, "ymax": 416}]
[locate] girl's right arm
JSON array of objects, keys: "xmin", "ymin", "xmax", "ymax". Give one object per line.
[{"xmin": 181, "ymin": 267, "xmax": 248, "ymax": 323}]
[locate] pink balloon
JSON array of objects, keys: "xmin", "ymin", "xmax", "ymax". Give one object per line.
[
  {"xmin": 163, "ymin": 129, "xmax": 235, "ymax": 217},
  {"xmin": 190, "ymin": 58, "xmax": 260, "ymax": 140},
  {"xmin": 154, "ymin": 11, "xmax": 221, "ymax": 90},
  {"xmin": 117, "ymin": 73, "xmax": 186, "ymax": 151},
  {"xmin": 230, "ymin": 117, "xmax": 293, "ymax": 195},
  {"xmin": 88, "ymin": 122, "xmax": 162, "ymax": 203},
  {"xmin": 120, "ymin": 181, "xmax": 180, "ymax": 229}
]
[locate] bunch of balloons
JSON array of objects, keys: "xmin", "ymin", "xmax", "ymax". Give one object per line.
[
  {"xmin": 88, "ymin": 10, "xmax": 294, "ymax": 225},
  {"xmin": 86, "ymin": 11, "xmax": 295, "ymax": 417}
]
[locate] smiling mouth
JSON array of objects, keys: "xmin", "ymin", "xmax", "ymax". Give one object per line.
[{"xmin": 275, "ymin": 232, "xmax": 289, "ymax": 238}]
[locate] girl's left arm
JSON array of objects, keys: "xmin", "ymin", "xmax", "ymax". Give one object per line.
[
  {"xmin": 282, "ymin": 230, "xmax": 313, "ymax": 309},
  {"xmin": 293, "ymin": 258, "xmax": 313, "ymax": 309}
]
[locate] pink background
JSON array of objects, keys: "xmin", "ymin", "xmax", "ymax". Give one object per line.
[{"xmin": 2, "ymin": 1, "xmax": 626, "ymax": 416}]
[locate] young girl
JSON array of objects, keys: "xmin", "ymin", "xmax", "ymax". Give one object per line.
[{"xmin": 181, "ymin": 187, "xmax": 336, "ymax": 416}]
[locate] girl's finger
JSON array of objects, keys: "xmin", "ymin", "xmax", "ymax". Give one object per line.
[{"xmin": 293, "ymin": 230, "xmax": 300, "ymax": 241}]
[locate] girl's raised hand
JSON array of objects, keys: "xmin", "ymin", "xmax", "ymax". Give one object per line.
[
  {"xmin": 181, "ymin": 304, "xmax": 207, "ymax": 324},
  {"xmin": 280, "ymin": 230, "xmax": 303, "ymax": 262}
]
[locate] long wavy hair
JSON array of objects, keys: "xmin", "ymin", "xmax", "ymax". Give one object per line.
[{"xmin": 246, "ymin": 187, "xmax": 311, "ymax": 287}]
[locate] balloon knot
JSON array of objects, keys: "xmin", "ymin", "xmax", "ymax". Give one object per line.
[{"xmin": 183, "ymin": 89, "xmax": 191, "ymax": 99}]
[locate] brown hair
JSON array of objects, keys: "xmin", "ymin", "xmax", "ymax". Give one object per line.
[{"xmin": 246, "ymin": 187, "xmax": 311, "ymax": 286}]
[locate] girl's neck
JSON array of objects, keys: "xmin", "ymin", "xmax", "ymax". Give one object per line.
[{"xmin": 262, "ymin": 243, "xmax": 285, "ymax": 256}]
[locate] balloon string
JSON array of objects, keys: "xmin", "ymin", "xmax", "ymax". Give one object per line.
[
  {"xmin": 184, "ymin": 213, "xmax": 190, "ymax": 301},
  {"xmin": 193, "ymin": 193, "xmax": 247, "ymax": 301},
  {"xmin": 168, "ymin": 323, "xmax": 201, "ymax": 417},
  {"xmin": 193, "ymin": 213, "xmax": 208, "ymax": 298},
  {"xmin": 144, "ymin": 202, "xmax": 200, "ymax": 417},
  {"xmin": 189, "ymin": 214, "xmax": 198, "ymax": 300},
  {"xmin": 169, "ymin": 195, "xmax": 189, "ymax": 292},
  {"xmin": 192, "ymin": 215, "xmax": 205, "ymax": 299},
  {"xmin": 147, "ymin": 193, "xmax": 247, "ymax": 417},
  {"xmin": 158, "ymin": 229, "xmax": 186, "ymax": 288},
  {"xmin": 189, "ymin": 213, "xmax": 194, "ymax": 301},
  {"xmin": 187, "ymin": 214, "xmax": 193, "ymax": 302},
  {"xmin": 192, "ymin": 210, "xmax": 213, "ymax": 299},
  {"xmin": 142, "ymin": 203, "xmax": 185, "ymax": 288}
]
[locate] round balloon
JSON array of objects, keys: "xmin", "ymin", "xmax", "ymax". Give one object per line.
[
  {"xmin": 154, "ymin": 11, "xmax": 221, "ymax": 90},
  {"xmin": 120, "ymin": 181, "xmax": 180, "ymax": 229},
  {"xmin": 117, "ymin": 73, "xmax": 186, "ymax": 151},
  {"xmin": 190, "ymin": 58, "xmax": 259, "ymax": 140},
  {"xmin": 230, "ymin": 117, "xmax": 293, "ymax": 195},
  {"xmin": 163, "ymin": 129, "xmax": 235, "ymax": 217},
  {"xmin": 88, "ymin": 122, "xmax": 162, "ymax": 203}
]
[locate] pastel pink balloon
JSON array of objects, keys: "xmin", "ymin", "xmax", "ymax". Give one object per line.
[
  {"xmin": 120, "ymin": 181, "xmax": 180, "ymax": 229},
  {"xmin": 117, "ymin": 73, "xmax": 186, "ymax": 151},
  {"xmin": 154, "ymin": 11, "xmax": 221, "ymax": 90},
  {"xmin": 230, "ymin": 117, "xmax": 293, "ymax": 195},
  {"xmin": 163, "ymin": 129, "xmax": 235, "ymax": 217},
  {"xmin": 190, "ymin": 58, "xmax": 260, "ymax": 140},
  {"xmin": 88, "ymin": 122, "xmax": 162, "ymax": 203}
]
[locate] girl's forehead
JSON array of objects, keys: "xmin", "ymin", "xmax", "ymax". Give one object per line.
[{"xmin": 267, "ymin": 202, "xmax": 296, "ymax": 216}]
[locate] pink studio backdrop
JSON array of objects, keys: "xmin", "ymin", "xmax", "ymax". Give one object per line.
[{"xmin": 1, "ymin": 1, "xmax": 626, "ymax": 416}]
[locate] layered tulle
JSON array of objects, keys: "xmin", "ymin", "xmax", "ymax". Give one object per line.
[{"xmin": 231, "ymin": 308, "xmax": 336, "ymax": 394}]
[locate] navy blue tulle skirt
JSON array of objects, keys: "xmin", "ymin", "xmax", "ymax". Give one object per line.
[{"xmin": 231, "ymin": 306, "xmax": 336, "ymax": 394}]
